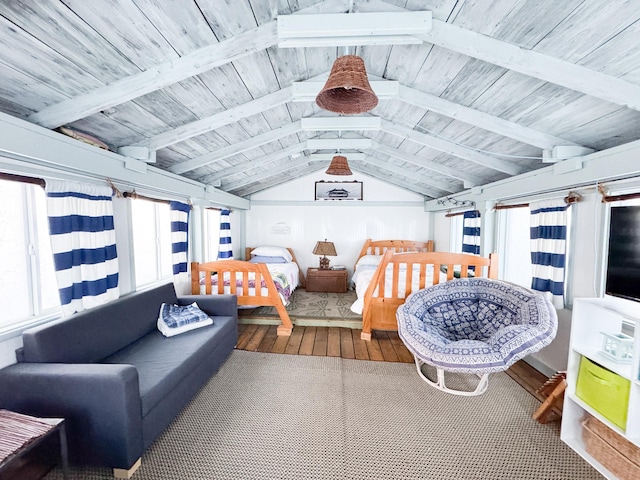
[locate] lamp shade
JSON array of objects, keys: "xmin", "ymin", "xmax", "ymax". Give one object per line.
[
  {"xmin": 325, "ymin": 155, "xmax": 352, "ymax": 175},
  {"xmin": 312, "ymin": 240, "xmax": 337, "ymax": 257},
  {"xmin": 316, "ymin": 55, "xmax": 379, "ymax": 114}
]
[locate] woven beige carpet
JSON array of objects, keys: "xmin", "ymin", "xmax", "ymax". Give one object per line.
[
  {"xmin": 45, "ymin": 351, "xmax": 601, "ymax": 480},
  {"xmin": 241, "ymin": 288, "xmax": 361, "ymax": 319}
]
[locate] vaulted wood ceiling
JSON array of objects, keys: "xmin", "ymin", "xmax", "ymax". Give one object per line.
[{"xmin": 0, "ymin": 0, "xmax": 639, "ymax": 200}]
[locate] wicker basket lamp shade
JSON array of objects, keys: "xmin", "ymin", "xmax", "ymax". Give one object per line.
[
  {"xmin": 316, "ymin": 55, "xmax": 379, "ymax": 114},
  {"xmin": 325, "ymin": 155, "xmax": 352, "ymax": 175}
]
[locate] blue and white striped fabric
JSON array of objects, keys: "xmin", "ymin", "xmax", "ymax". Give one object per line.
[
  {"xmin": 170, "ymin": 201, "xmax": 190, "ymax": 275},
  {"xmin": 46, "ymin": 180, "xmax": 119, "ymax": 315},
  {"xmin": 217, "ymin": 209, "xmax": 233, "ymax": 260},
  {"xmin": 462, "ymin": 210, "xmax": 481, "ymax": 255},
  {"xmin": 530, "ymin": 199, "xmax": 568, "ymax": 309}
]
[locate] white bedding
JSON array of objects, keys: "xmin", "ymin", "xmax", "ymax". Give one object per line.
[
  {"xmin": 266, "ymin": 262, "xmax": 300, "ymax": 289},
  {"xmin": 350, "ymin": 259, "xmax": 446, "ymax": 314}
]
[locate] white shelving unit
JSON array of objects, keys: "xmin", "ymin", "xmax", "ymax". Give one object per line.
[{"xmin": 561, "ymin": 297, "xmax": 640, "ymax": 479}]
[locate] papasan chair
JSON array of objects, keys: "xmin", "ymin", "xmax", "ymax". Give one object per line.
[{"xmin": 397, "ymin": 278, "xmax": 557, "ymax": 396}]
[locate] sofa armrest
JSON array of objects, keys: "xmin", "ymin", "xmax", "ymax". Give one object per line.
[
  {"xmin": 178, "ymin": 294, "xmax": 238, "ymax": 320},
  {"xmin": 0, "ymin": 362, "xmax": 143, "ymax": 469}
]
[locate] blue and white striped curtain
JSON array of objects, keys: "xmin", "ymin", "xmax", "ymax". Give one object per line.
[
  {"xmin": 217, "ymin": 209, "xmax": 233, "ymax": 260},
  {"xmin": 462, "ymin": 210, "xmax": 481, "ymax": 255},
  {"xmin": 170, "ymin": 201, "xmax": 190, "ymax": 275},
  {"xmin": 530, "ymin": 199, "xmax": 569, "ymax": 309},
  {"xmin": 46, "ymin": 180, "xmax": 119, "ymax": 315}
]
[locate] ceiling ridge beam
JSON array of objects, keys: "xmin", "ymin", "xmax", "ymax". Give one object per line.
[
  {"xmin": 421, "ymin": 20, "xmax": 640, "ymax": 112},
  {"xmin": 372, "ymin": 141, "xmax": 488, "ymax": 186},
  {"xmin": 202, "ymin": 142, "xmax": 308, "ymax": 183},
  {"xmin": 28, "ymin": 23, "xmax": 279, "ymax": 129},
  {"xmin": 397, "ymin": 86, "xmax": 579, "ymax": 150},
  {"xmin": 380, "ymin": 120, "xmax": 525, "ymax": 176},
  {"xmin": 169, "ymin": 120, "xmax": 302, "ymax": 174}
]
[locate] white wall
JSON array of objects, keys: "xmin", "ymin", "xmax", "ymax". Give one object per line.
[{"xmin": 247, "ymin": 171, "xmax": 431, "ymax": 278}]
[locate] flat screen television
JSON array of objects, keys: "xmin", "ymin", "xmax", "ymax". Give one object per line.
[{"xmin": 605, "ymin": 205, "xmax": 640, "ymax": 302}]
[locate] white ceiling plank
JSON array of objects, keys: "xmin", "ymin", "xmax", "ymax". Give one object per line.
[
  {"xmin": 421, "ymin": 19, "xmax": 640, "ymax": 111},
  {"xmin": 372, "ymin": 142, "xmax": 487, "ymax": 186},
  {"xmin": 224, "ymin": 158, "xmax": 323, "ymax": 191},
  {"xmin": 169, "ymin": 121, "xmax": 302, "ymax": 174},
  {"xmin": 145, "ymin": 87, "xmax": 292, "ymax": 150},
  {"xmin": 352, "ymin": 161, "xmax": 442, "ymax": 198},
  {"xmin": 398, "ymin": 85, "xmax": 579, "ymax": 150},
  {"xmin": 307, "ymin": 138, "xmax": 373, "ymax": 150},
  {"xmin": 357, "ymin": 156, "xmax": 455, "ymax": 193},
  {"xmin": 234, "ymin": 164, "xmax": 324, "ymax": 197},
  {"xmin": 380, "ymin": 120, "xmax": 525, "ymax": 175},
  {"xmin": 202, "ymin": 143, "xmax": 308, "ymax": 183},
  {"xmin": 28, "ymin": 22, "xmax": 279, "ymax": 129},
  {"xmin": 308, "ymin": 153, "xmax": 366, "ymax": 161},
  {"xmin": 301, "ymin": 116, "xmax": 381, "ymax": 131}
]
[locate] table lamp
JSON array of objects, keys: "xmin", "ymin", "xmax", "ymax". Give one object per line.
[{"xmin": 312, "ymin": 240, "xmax": 337, "ymax": 270}]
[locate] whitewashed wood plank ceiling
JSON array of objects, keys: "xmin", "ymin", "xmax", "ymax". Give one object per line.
[{"xmin": 0, "ymin": 0, "xmax": 638, "ymax": 200}]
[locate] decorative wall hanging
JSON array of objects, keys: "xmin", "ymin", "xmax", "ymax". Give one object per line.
[{"xmin": 315, "ymin": 180, "xmax": 363, "ymax": 201}]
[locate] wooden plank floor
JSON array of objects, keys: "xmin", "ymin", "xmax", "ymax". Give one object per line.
[{"xmin": 235, "ymin": 325, "xmax": 550, "ymax": 399}]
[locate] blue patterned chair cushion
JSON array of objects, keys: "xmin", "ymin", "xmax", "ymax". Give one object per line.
[{"xmin": 397, "ymin": 278, "xmax": 558, "ymax": 374}]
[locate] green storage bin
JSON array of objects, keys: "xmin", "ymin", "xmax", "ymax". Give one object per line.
[{"xmin": 576, "ymin": 356, "xmax": 631, "ymax": 430}]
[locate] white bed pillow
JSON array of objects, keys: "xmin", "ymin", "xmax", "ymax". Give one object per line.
[
  {"xmin": 356, "ymin": 254, "xmax": 382, "ymax": 269},
  {"xmin": 251, "ymin": 246, "xmax": 293, "ymax": 263}
]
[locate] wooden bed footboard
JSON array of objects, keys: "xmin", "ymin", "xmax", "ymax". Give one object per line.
[
  {"xmin": 360, "ymin": 250, "xmax": 499, "ymax": 340},
  {"xmin": 190, "ymin": 260, "xmax": 293, "ymax": 336}
]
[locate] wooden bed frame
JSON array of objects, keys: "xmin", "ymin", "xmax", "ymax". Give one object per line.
[
  {"xmin": 355, "ymin": 240, "xmax": 498, "ymax": 340},
  {"xmin": 190, "ymin": 248, "xmax": 304, "ymax": 337}
]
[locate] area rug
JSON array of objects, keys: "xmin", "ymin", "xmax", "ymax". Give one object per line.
[
  {"xmin": 240, "ymin": 288, "xmax": 361, "ymax": 319},
  {"xmin": 45, "ymin": 351, "xmax": 600, "ymax": 480}
]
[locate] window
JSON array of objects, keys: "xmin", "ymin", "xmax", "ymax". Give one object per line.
[
  {"xmin": 496, "ymin": 207, "xmax": 532, "ymax": 288},
  {"xmin": 130, "ymin": 198, "xmax": 172, "ymax": 287},
  {"xmin": 203, "ymin": 208, "xmax": 221, "ymax": 261},
  {"xmin": 0, "ymin": 179, "xmax": 60, "ymax": 330},
  {"xmin": 449, "ymin": 214, "xmax": 464, "ymax": 253}
]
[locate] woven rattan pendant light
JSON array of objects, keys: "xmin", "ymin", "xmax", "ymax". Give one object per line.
[
  {"xmin": 316, "ymin": 55, "xmax": 379, "ymax": 114},
  {"xmin": 325, "ymin": 155, "xmax": 352, "ymax": 175}
]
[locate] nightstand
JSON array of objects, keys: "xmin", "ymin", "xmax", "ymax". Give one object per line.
[{"xmin": 306, "ymin": 268, "xmax": 348, "ymax": 293}]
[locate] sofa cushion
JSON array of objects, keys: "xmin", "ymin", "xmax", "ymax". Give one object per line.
[
  {"xmin": 102, "ymin": 315, "xmax": 236, "ymax": 416},
  {"xmin": 21, "ymin": 283, "xmax": 178, "ymax": 363}
]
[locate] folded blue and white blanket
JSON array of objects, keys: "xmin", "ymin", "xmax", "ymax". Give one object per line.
[{"xmin": 157, "ymin": 302, "xmax": 213, "ymax": 337}]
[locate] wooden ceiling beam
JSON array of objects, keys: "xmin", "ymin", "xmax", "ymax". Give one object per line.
[
  {"xmin": 422, "ymin": 20, "xmax": 640, "ymax": 112},
  {"xmin": 28, "ymin": 23, "xmax": 279, "ymax": 129},
  {"xmin": 169, "ymin": 120, "xmax": 302, "ymax": 174},
  {"xmin": 380, "ymin": 120, "xmax": 525, "ymax": 176},
  {"xmin": 200, "ymin": 143, "xmax": 307, "ymax": 184},
  {"xmin": 397, "ymin": 86, "xmax": 579, "ymax": 150}
]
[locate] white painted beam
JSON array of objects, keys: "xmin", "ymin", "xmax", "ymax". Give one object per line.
[
  {"xmin": 381, "ymin": 120, "xmax": 525, "ymax": 176},
  {"xmin": 308, "ymin": 153, "xmax": 366, "ymax": 161},
  {"xmin": 235, "ymin": 164, "xmax": 325, "ymax": 197},
  {"xmin": 307, "ymin": 138, "xmax": 373, "ymax": 150},
  {"xmin": 0, "ymin": 111, "xmax": 249, "ymax": 209},
  {"xmin": 301, "ymin": 116, "xmax": 381, "ymax": 131},
  {"xmin": 421, "ymin": 20, "xmax": 640, "ymax": 111},
  {"xmin": 277, "ymin": 11, "xmax": 431, "ymax": 47},
  {"xmin": 201, "ymin": 143, "xmax": 308, "ymax": 183},
  {"xmin": 169, "ymin": 121, "xmax": 302, "ymax": 174},
  {"xmin": 398, "ymin": 86, "xmax": 579, "ymax": 150},
  {"xmin": 28, "ymin": 23, "xmax": 279, "ymax": 129},
  {"xmin": 224, "ymin": 159, "xmax": 324, "ymax": 191},
  {"xmin": 356, "ymin": 156, "xmax": 455, "ymax": 194},
  {"xmin": 144, "ymin": 87, "xmax": 293, "ymax": 150},
  {"xmin": 373, "ymin": 142, "xmax": 487, "ymax": 186},
  {"xmin": 292, "ymin": 80, "xmax": 399, "ymax": 101},
  {"xmin": 352, "ymin": 161, "xmax": 443, "ymax": 198}
]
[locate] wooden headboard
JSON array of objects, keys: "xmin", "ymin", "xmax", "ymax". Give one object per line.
[
  {"xmin": 354, "ymin": 239, "xmax": 434, "ymax": 270},
  {"xmin": 245, "ymin": 246, "xmax": 306, "ymax": 287}
]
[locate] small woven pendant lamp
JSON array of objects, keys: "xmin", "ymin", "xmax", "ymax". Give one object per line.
[
  {"xmin": 316, "ymin": 55, "xmax": 379, "ymax": 114},
  {"xmin": 325, "ymin": 155, "xmax": 352, "ymax": 175}
]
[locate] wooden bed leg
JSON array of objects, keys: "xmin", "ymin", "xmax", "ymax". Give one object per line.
[
  {"xmin": 361, "ymin": 331, "xmax": 371, "ymax": 341},
  {"xmin": 274, "ymin": 302, "xmax": 293, "ymax": 336},
  {"xmin": 114, "ymin": 458, "xmax": 141, "ymax": 479}
]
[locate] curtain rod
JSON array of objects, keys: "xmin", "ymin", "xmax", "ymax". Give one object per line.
[
  {"xmin": 0, "ymin": 172, "xmax": 45, "ymax": 188},
  {"xmin": 444, "ymin": 209, "xmax": 480, "ymax": 218},
  {"xmin": 123, "ymin": 190, "xmax": 170, "ymax": 205},
  {"xmin": 494, "ymin": 191, "xmax": 582, "ymax": 210}
]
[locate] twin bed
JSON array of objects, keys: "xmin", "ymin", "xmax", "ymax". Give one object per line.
[{"xmin": 191, "ymin": 240, "xmax": 498, "ymax": 341}]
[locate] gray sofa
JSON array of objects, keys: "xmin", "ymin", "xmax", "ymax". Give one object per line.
[{"xmin": 0, "ymin": 282, "xmax": 238, "ymax": 473}]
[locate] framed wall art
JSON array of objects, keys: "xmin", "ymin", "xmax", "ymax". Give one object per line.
[{"xmin": 315, "ymin": 181, "xmax": 363, "ymax": 201}]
